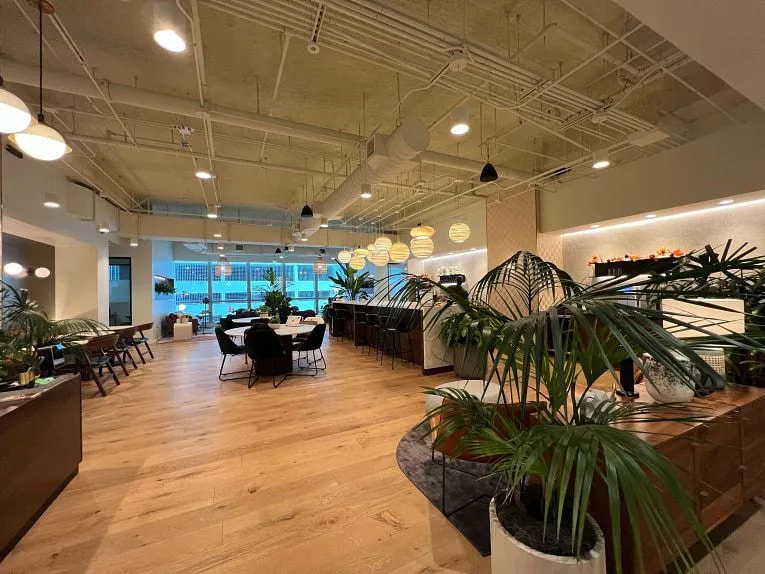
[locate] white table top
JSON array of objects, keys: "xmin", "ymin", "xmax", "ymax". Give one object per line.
[
  {"xmin": 224, "ymin": 324, "xmax": 314, "ymax": 338},
  {"xmin": 231, "ymin": 316, "xmax": 269, "ymax": 324}
]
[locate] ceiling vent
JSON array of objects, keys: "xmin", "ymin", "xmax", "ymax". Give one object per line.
[{"xmin": 547, "ymin": 166, "xmax": 572, "ymax": 181}]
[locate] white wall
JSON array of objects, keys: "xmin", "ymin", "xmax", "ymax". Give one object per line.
[
  {"xmin": 562, "ymin": 199, "xmax": 765, "ymax": 282},
  {"xmin": 54, "ymin": 242, "xmax": 102, "ymax": 321},
  {"xmin": 110, "ymin": 240, "xmax": 154, "ymax": 327},
  {"xmin": 151, "ymin": 240, "xmax": 176, "ymax": 340},
  {"xmin": 408, "ymin": 250, "xmax": 488, "ymax": 290},
  {"xmin": 539, "ymin": 119, "xmax": 765, "ymax": 232}
]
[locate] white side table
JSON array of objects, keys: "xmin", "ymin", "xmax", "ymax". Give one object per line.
[{"xmin": 174, "ymin": 322, "xmax": 193, "ymax": 341}]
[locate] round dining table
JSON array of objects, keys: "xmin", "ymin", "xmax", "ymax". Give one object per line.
[
  {"xmin": 225, "ymin": 324, "xmax": 314, "ymax": 376},
  {"xmin": 231, "ymin": 316, "xmax": 270, "ymax": 325}
]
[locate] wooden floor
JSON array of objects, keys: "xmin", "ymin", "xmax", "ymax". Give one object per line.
[{"xmin": 0, "ymin": 337, "xmax": 491, "ymax": 574}]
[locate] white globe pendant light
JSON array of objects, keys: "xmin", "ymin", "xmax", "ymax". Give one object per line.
[
  {"xmin": 367, "ymin": 243, "xmax": 377, "ymax": 254},
  {"xmin": 389, "ymin": 242, "xmax": 410, "ymax": 263},
  {"xmin": 354, "ymin": 246, "xmax": 369, "ymax": 258},
  {"xmin": 337, "ymin": 249, "xmax": 352, "ymax": 264},
  {"xmin": 0, "ymin": 77, "xmax": 32, "ymax": 134},
  {"xmin": 374, "ymin": 235, "xmax": 392, "ymax": 252},
  {"xmin": 368, "ymin": 249, "xmax": 390, "ymax": 267},
  {"xmin": 9, "ymin": 1, "xmax": 69, "ymax": 161},
  {"xmin": 12, "ymin": 118, "xmax": 69, "ymax": 161},
  {"xmin": 448, "ymin": 222, "xmax": 471, "ymax": 243},
  {"xmin": 410, "ymin": 236, "xmax": 434, "ymax": 258},
  {"xmin": 349, "ymin": 255, "xmax": 366, "ymax": 270},
  {"xmin": 410, "ymin": 224, "xmax": 434, "ymax": 239}
]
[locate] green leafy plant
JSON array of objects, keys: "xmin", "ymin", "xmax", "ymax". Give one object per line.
[
  {"xmin": 382, "ymin": 245, "xmax": 765, "ymax": 573},
  {"xmin": 154, "ymin": 281, "xmax": 176, "ymax": 295},
  {"xmin": 259, "ymin": 268, "xmax": 292, "ymax": 318},
  {"xmin": 0, "ymin": 282, "xmax": 106, "ymax": 379},
  {"xmin": 328, "ymin": 260, "xmax": 374, "ymax": 300},
  {"xmin": 258, "ymin": 305, "xmax": 271, "ymax": 315}
]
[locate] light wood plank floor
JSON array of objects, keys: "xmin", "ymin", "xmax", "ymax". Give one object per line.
[{"xmin": 0, "ymin": 337, "xmax": 491, "ymax": 574}]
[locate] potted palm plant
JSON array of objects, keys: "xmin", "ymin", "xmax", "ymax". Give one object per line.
[
  {"xmin": 328, "ymin": 261, "xmax": 374, "ymax": 300},
  {"xmin": 384, "ymin": 246, "xmax": 764, "ymax": 574}
]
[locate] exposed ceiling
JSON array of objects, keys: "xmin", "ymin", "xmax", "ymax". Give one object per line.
[{"xmin": 0, "ymin": 0, "xmax": 760, "ymax": 236}]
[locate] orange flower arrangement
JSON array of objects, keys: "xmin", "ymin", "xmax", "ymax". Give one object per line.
[
  {"xmin": 587, "ymin": 255, "xmax": 602, "ymax": 266},
  {"xmin": 672, "ymin": 248, "xmax": 685, "ymax": 257},
  {"xmin": 656, "ymin": 247, "xmax": 670, "ymax": 257}
]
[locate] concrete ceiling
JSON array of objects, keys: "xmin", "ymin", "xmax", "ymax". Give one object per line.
[
  {"xmin": 0, "ymin": 0, "xmax": 760, "ymax": 236},
  {"xmin": 613, "ymin": 0, "xmax": 765, "ymax": 112}
]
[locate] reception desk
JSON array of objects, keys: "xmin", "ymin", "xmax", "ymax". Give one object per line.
[
  {"xmin": 0, "ymin": 374, "xmax": 82, "ymax": 560},
  {"xmin": 332, "ymin": 300, "xmax": 454, "ymax": 375}
]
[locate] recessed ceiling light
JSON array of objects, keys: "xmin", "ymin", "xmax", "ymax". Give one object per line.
[
  {"xmin": 153, "ymin": 29, "xmax": 186, "ymax": 53},
  {"xmin": 213, "ymin": 232, "xmax": 222, "ymax": 238},
  {"xmin": 195, "ymin": 170, "xmax": 215, "ymax": 180},
  {"xmin": 590, "ymin": 224, "xmax": 600, "ymax": 229},
  {"xmin": 34, "ymin": 267, "xmax": 51, "ymax": 279},
  {"xmin": 591, "ymin": 149, "xmax": 610, "ymax": 170},
  {"xmin": 718, "ymin": 199, "xmax": 734, "ymax": 205},
  {"xmin": 645, "ymin": 214, "xmax": 657, "ymax": 219},
  {"xmin": 3, "ymin": 262, "xmax": 23, "ymax": 276},
  {"xmin": 129, "ymin": 238, "xmax": 139, "ymax": 247},
  {"xmin": 217, "ymin": 244, "xmax": 224, "ymax": 250}
]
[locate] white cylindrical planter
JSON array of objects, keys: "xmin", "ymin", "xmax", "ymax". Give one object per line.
[{"xmin": 490, "ymin": 498, "xmax": 606, "ymax": 574}]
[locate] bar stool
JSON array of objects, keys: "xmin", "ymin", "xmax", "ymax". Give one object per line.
[
  {"xmin": 330, "ymin": 308, "xmax": 347, "ymax": 342},
  {"xmin": 355, "ymin": 310, "xmax": 369, "ymax": 350},
  {"xmin": 365, "ymin": 313, "xmax": 382, "ymax": 357},
  {"xmin": 377, "ymin": 313, "xmax": 415, "ymax": 369}
]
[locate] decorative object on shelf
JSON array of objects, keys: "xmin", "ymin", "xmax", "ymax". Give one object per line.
[
  {"xmin": 0, "ymin": 75, "xmax": 32, "ymax": 134},
  {"xmin": 337, "ymin": 249, "xmax": 352, "ymax": 264},
  {"xmin": 353, "ymin": 245, "xmax": 369, "ymax": 258},
  {"xmin": 410, "ymin": 236, "xmax": 434, "ymax": 258},
  {"xmin": 672, "ymin": 248, "xmax": 685, "ymax": 257},
  {"xmin": 313, "ymin": 249, "xmax": 327, "ymax": 274},
  {"xmin": 389, "ymin": 241, "xmax": 410, "ymax": 263},
  {"xmin": 642, "ymin": 354, "xmax": 696, "ymax": 403},
  {"xmin": 368, "ymin": 248, "xmax": 390, "ymax": 267},
  {"xmin": 328, "ymin": 261, "xmax": 374, "ymax": 300},
  {"xmin": 410, "ymin": 224, "xmax": 434, "ymax": 239},
  {"xmin": 349, "ymin": 254, "xmax": 366, "ymax": 270},
  {"xmin": 587, "ymin": 255, "xmax": 602, "ymax": 266},
  {"xmin": 8, "ymin": 1, "xmax": 70, "ymax": 161},
  {"xmin": 448, "ymin": 221, "xmax": 470, "ymax": 243},
  {"xmin": 656, "ymin": 247, "xmax": 670, "ymax": 257},
  {"xmin": 374, "ymin": 235, "xmax": 392, "ymax": 252}
]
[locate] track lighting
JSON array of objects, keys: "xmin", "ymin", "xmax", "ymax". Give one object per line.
[
  {"xmin": 450, "ymin": 106, "xmax": 470, "ymax": 136},
  {"xmin": 592, "ymin": 149, "xmax": 611, "ymax": 170},
  {"xmin": 0, "ymin": 76, "xmax": 32, "ymax": 134}
]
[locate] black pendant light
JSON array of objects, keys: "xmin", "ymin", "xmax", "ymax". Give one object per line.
[
  {"xmin": 480, "ymin": 143, "xmax": 498, "ymax": 182},
  {"xmin": 301, "ymin": 204, "xmax": 314, "ymax": 218},
  {"xmin": 275, "ymin": 247, "xmax": 282, "ymax": 254}
]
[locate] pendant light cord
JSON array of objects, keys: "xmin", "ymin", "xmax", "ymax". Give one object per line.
[{"xmin": 38, "ymin": 0, "xmax": 44, "ymax": 121}]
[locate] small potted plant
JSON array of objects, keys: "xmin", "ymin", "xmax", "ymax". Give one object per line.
[
  {"xmin": 268, "ymin": 316, "xmax": 281, "ymax": 329},
  {"xmin": 258, "ymin": 305, "xmax": 271, "ymax": 318}
]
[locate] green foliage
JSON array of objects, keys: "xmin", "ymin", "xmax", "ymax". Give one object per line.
[
  {"xmin": 259, "ymin": 267, "xmax": 292, "ymax": 317},
  {"xmin": 381, "ymin": 245, "xmax": 765, "ymax": 572},
  {"xmin": 0, "ymin": 282, "xmax": 107, "ymax": 378},
  {"xmin": 328, "ymin": 261, "xmax": 375, "ymax": 300},
  {"xmin": 154, "ymin": 281, "xmax": 176, "ymax": 295}
]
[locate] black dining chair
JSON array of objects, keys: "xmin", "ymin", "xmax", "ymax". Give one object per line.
[
  {"xmin": 244, "ymin": 326, "xmax": 291, "ymax": 388},
  {"xmin": 293, "ymin": 323, "xmax": 327, "ymax": 376},
  {"xmin": 219, "ymin": 316, "xmax": 236, "ymax": 331},
  {"xmin": 214, "ymin": 326, "xmax": 249, "ymax": 381}
]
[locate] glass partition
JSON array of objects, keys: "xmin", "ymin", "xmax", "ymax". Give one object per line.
[
  {"xmin": 212, "ymin": 262, "xmax": 248, "ymax": 319},
  {"xmin": 175, "ymin": 262, "xmax": 210, "ymax": 317}
]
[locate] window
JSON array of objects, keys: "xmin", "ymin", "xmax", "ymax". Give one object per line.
[
  {"xmin": 174, "ymin": 262, "xmax": 210, "ymax": 317},
  {"xmin": 285, "ymin": 263, "xmax": 315, "ymax": 311},
  {"xmin": 212, "ymin": 262, "xmax": 249, "ymax": 318}
]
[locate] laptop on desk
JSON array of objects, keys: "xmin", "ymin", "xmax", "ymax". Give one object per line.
[{"xmin": 285, "ymin": 315, "xmax": 302, "ymax": 327}]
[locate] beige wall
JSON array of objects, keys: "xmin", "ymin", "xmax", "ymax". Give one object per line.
[
  {"xmin": 486, "ymin": 190, "xmax": 539, "ymax": 268},
  {"xmin": 562, "ymin": 199, "xmax": 765, "ymax": 283},
  {"xmin": 539, "ymin": 119, "xmax": 765, "ymax": 233},
  {"xmin": 55, "ymin": 242, "xmax": 101, "ymax": 321}
]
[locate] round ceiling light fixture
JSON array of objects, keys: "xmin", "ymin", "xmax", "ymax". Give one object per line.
[
  {"xmin": 3, "ymin": 262, "xmax": 24, "ymax": 276},
  {"xmin": 374, "ymin": 236, "xmax": 392, "ymax": 252},
  {"xmin": 33, "ymin": 266, "xmax": 51, "ymax": 279},
  {"xmin": 389, "ymin": 242, "xmax": 410, "ymax": 263},
  {"xmin": 449, "ymin": 106, "xmax": 470, "ymax": 136},
  {"xmin": 195, "ymin": 169, "xmax": 215, "ymax": 180},
  {"xmin": 368, "ymin": 249, "xmax": 390, "ymax": 267},
  {"xmin": 349, "ymin": 255, "xmax": 366, "ymax": 270},
  {"xmin": 337, "ymin": 249, "xmax": 352, "ymax": 264},
  {"xmin": 410, "ymin": 224, "xmax": 434, "ymax": 239},
  {"xmin": 0, "ymin": 76, "xmax": 32, "ymax": 134},
  {"xmin": 592, "ymin": 149, "xmax": 611, "ymax": 170},
  {"xmin": 448, "ymin": 222, "xmax": 471, "ymax": 243},
  {"xmin": 410, "ymin": 236, "xmax": 434, "ymax": 258}
]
